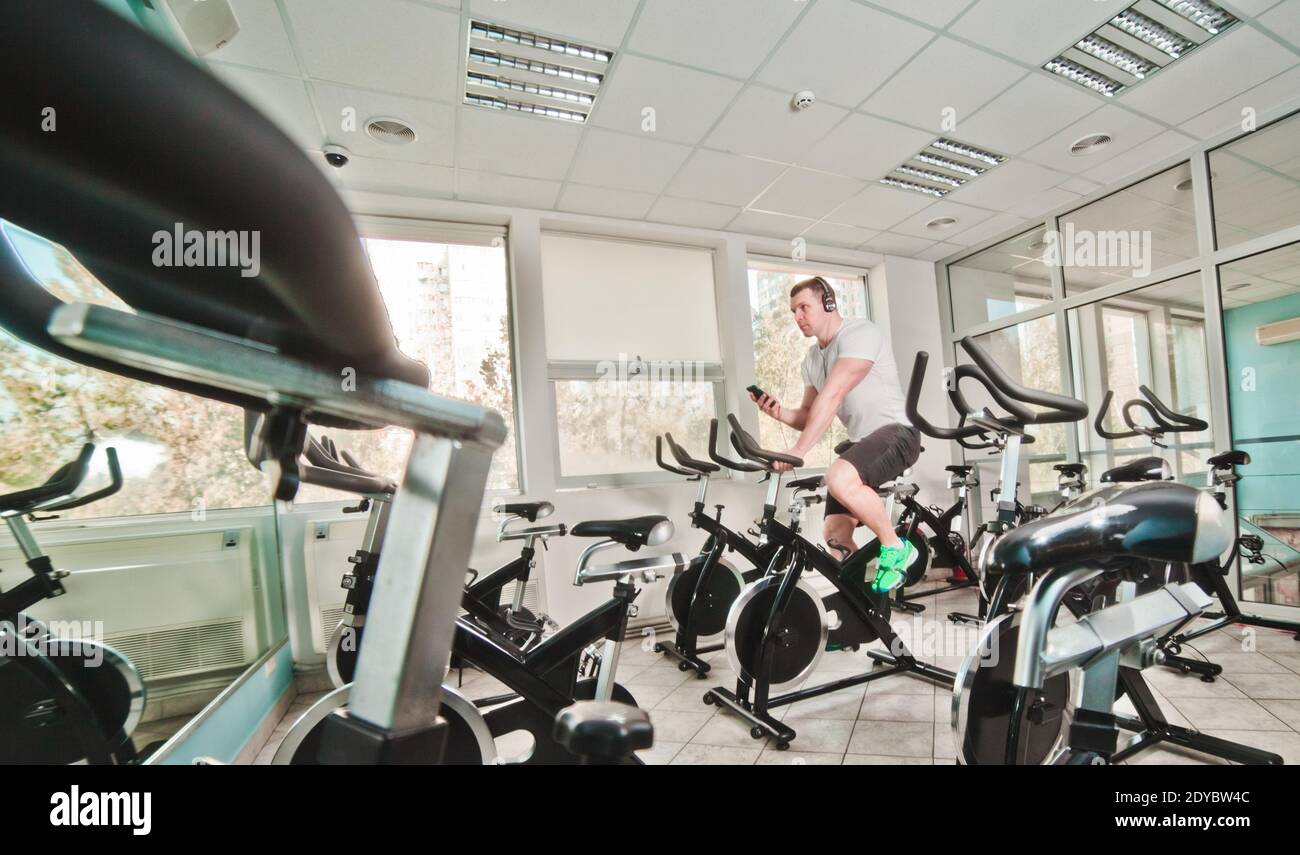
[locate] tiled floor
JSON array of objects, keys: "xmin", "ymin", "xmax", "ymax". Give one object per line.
[{"xmin": 257, "ymin": 577, "xmax": 1300, "ymax": 765}]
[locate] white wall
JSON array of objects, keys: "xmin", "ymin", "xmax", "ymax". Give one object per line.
[{"xmin": 871, "ymin": 256, "xmax": 957, "ymax": 504}]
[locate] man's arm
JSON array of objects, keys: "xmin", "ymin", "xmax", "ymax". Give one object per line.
[
  {"xmin": 757, "ymin": 385, "xmax": 817, "ymax": 430},
  {"xmin": 791, "ymin": 358, "xmax": 872, "ymax": 456}
]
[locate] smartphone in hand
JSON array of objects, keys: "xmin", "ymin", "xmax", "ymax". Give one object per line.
[{"xmin": 747, "ymin": 384, "xmax": 767, "ymax": 402}]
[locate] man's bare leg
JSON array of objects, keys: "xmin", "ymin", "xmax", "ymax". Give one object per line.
[
  {"xmin": 826, "ymin": 459, "xmax": 901, "ymax": 549},
  {"xmin": 822, "ymin": 513, "xmax": 858, "ymax": 560}
]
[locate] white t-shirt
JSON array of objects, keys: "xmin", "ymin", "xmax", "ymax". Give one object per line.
[{"xmin": 800, "ymin": 317, "xmax": 911, "ymax": 441}]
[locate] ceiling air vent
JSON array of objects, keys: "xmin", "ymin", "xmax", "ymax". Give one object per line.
[
  {"xmin": 1042, "ymin": 0, "xmax": 1238, "ymax": 98},
  {"xmin": 463, "ymin": 20, "xmax": 613, "ymax": 124},
  {"xmin": 365, "ymin": 117, "xmax": 417, "ymax": 145},
  {"xmin": 1070, "ymin": 133, "xmax": 1113, "ymax": 155}
]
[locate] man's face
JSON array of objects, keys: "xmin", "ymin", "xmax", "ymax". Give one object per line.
[{"xmin": 790, "ymin": 289, "xmax": 824, "ymax": 337}]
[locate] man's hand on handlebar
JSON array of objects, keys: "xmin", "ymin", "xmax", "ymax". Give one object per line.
[{"xmin": 750, "ymin": 390, "xmax": 782, "ymax": 421}]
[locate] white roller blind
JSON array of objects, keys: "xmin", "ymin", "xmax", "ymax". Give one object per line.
[{"xmin": 540, "ymin": 234, "xmax": 721, "ymax": 362}]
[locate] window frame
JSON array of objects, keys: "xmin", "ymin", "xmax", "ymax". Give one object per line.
[
  {"xmin": 352, "ymin": 215, "xmax": 525, "ymax": 501},
  {"xmin": 936, "ymin": 104, "xmax": 1300, "ymax": 620},
  {"xmin": 744, "ymin": 255, "xmax": 873, "ymax": 476}
]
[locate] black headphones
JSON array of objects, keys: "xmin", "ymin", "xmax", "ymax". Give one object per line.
[{"xmin": 811, "ymin": 276, "xmax": 836, "ymax": 313}]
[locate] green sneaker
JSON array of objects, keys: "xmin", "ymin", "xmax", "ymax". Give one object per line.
[{"xmin": 871, "ymin": 541, "xmax": 918, "ymax": 594}]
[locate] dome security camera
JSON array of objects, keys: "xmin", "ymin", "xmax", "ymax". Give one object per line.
[{"xmin": 323, "ymin": 144, "xmax": 351, "ymax": 168}]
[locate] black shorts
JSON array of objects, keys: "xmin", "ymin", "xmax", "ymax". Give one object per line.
[{"xmin": 824, "ymin": 422, "xmax": 922, "ymax": 518}]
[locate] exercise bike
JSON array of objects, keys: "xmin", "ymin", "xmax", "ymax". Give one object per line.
[
  {"xmin": 653, "ymin": 422, "xmax": 784, "ymax": 677},
  {"xmin": 903, "ymin": 350, "xmax": 1078, "ymax": 627},
  {"xmin": 302, "ymin": 434, "xmax": 564, "ymax": 689},
  {"xmin": 276, "ymin": 495, "xmax": 683, "ymax": 764},
  {"xmin": 701, "ymin": 413, "xmax": 955, "ymax": 750},
  {"xmin": 854, "ymin": 460, "xmax": 981, "ymax": 614},
  {"xmin": 0, "ymin": 443, "xmax": 147, "ymax": 764},
  {"xmin": 948, "ymin": 343, "xmax": 1283, "ymax": 765},
  {"xmin": 1091, "ymin": 386, "xmax": 1300, "ymax": 681}
]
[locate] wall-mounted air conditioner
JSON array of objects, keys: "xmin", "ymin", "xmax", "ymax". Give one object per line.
[
  {"xmin": 10, "ymin": 527, "xmax": 260, "ymax": 680},
  {"xmin": 1256, "ymin": 316, "xmax": 1300, "ymax": 346}
]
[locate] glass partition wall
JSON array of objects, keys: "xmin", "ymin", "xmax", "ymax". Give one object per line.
[{"xmin": 938, "ymin": 107, "xmax": 1300, "ymax": 615}]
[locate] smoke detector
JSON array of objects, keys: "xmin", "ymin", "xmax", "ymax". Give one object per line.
[
  {"xmin": 1069, "ymin": 133, "xmax": 1112, "ymax": 156},
  {"xmin": 365, "ymin": 117, "xmax": 418, "ymax": 145},
  {"xmin": 926, "ymin": 216, "xmax": 958, "ymax": 230},
  {"xmin": 792, "ymin": 90, "xmax": 816, "ymax": 111}
]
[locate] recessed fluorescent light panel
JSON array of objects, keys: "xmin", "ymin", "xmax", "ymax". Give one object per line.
[
  {"xmin": 1043, "ymin": 0, "xmax": 1237, "ymax": 97},
  {"xmin": 879, "ymin": 138, "xmax": 1006, "ymax": 198},
  {"xmin": 464, "ymin": 21, "xmax": 613, "ymax": 123}
]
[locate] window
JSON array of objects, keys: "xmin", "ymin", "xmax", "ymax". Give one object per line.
[
  {"xmin": 1218, "ymin": 242, "xmax": 1300, "ymax": 606},
  {"xmin": 297, "ymin": 231, "xmax": 520, "ymax": 500},
  {"xmin": 541, "ymin": 233, "xmax": 722, "ymax": 483},
  {"xmin": 964, "ymin": 316, "xmax": 1065, "ymax": 507},
  {"xmin": 1211, "ymin": 111, "xmax": 1300, "ymax": 250},
  {"xmin": 1066, "ymin": 273, "xmax": 1213, "ymax": 487},
  {"xmin": 0, "ymin": 221, "xmax": 271, "ymax": 519},
  {"xmin": 947, "ymin": 228, "xmax": 1052, "ymax": 330},
  {"xmin": 1059, "ymin": 163, "xmax": 1198, "ymax": 295},
  {"xmin": 747, "ymin": 261, "xmax": 870, "ymax": 469}
]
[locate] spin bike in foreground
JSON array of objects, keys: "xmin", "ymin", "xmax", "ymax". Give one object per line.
[{"xmin": 949, "ymin": 341, "xmax": 1283, "ymax": 765}]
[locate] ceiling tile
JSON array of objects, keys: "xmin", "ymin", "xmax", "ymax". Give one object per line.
[
  {"xmin": 283, "ymin": 0, "xmax": 460, "ymax": 100},
  {"xmin": 947, "ymin": 0, "xmax": 1117, "ymax": 65},
  {"xmin": 801, "ymin": 222, "xmax": 881, "ymax": 248},
  {"xmin": 945, "ymin": 160, "xmax": 1069, "ymax": 209},
  {"xmin": 1082, "ymin": 129, "xmax": 1197, "ymax": 186},
  {"xmin": 568, "ymin": 128, "xmax": 693, "ymax": 193},
  {"xmin": 1179, "ymin": 66, "xmax": 1300, "ymax": 140},
  {"xmin": 1058, "ymin": 175, "xmax": 1102, "ymax": 195},
  {"xmin": 1118, "ymin": 27, "xmax": 1298, "ymax": 126},
  {"xmin": 827, "ymin": 183, "xmax": 937, "ymax": 230},
  {"xmin": 801, "ymin": 113, "xmax": 936, "ymax": 180},
  {"xmin": 863, "ymin": 0, "xmax": 975, "ymax": 28},
  {"xmin": 750, "ymin": 168, "xmax": 867, "ymax": 220},
  {"xmin": 647, "ymin": 196, "xmax": 742, "ymax": 229},
  {"xmin": 664, "ymin": 150, "xmax": 788, "ymax": 205},
  {"xmin": 1006, "ymin": 186, "xmax": 1080, "ymax": 220},
  {"xmin": 467, "ymin": 0, "xmax": 638, "ymax": 47},
  {"xmin": 915, "ymin": 241, "xmax": 966, "ymax": 262},
  {"xmin": 317, "ymin": 153, "xmax": 455, "ymax": 197},
  {"xmin": 728, "ymin": 209, "xmax": 817, "ymax": 240},
  {"xmin": 890, "ymin": 200, "xmax": 997, "ymax": 239},
  {"xmin": 455, "ymin": 170, "xmax": 561, "ymax": 208},
  {"xmin": 945, "ymin": 212, "xmax": 1029, "ymax": 246},
  {"xmin": 860, "ymin": 37, "xmax": 1025, "ymax": 133},
  {"xmin": 207, "ymin": 0, "xmax": 300, "ymax": 74},
  {"xmin": 757, "ymin": 0, "xmax": 932, "ymax": 108},
  {"xmin": 861, "ymin": 233, "xmax": 935, "ymax": 256},
  {"xmin": 706, "ymin": 86, "xmax": 848, "ymax": 162},
  {"xmin": 1258, "ymin": 0, "xmax": 1300, "ymax": 47},
  {"xmin": 954, "ymin": 72, "xmax": 1103, "ymax": 156},
  {"xmin": 1223, "ymin": 0, "xmax": 1284, "ymax": 13},
  {"xmin": 627, "ymin": 0, "xmax": 804, "ymax": 78},
  {"xmin": 557, "ymin": 184, "xmax": 658, "ymax": 219},
  {"xmin": 1019, "ymin": 104, "xmax": 1165, "ymax": 173},
  {"xmin": 208, "ymin": 64, "xmax": 322, "ymax": 149},
  {"xmin": 588, "ymin": 55, "xmax": 743, "ymax": 145},
  {"xmin": 310, "ymin": 82, "xmax": 456, "ymax": 165},
  {"xmin": 455, "ymin": 107, "xmax": 583, "ymax": 180}
]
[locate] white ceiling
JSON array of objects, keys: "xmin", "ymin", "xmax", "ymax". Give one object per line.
[{"xmin": 204, "ymin": 0, "xmax": 1300, "ymax": 259}]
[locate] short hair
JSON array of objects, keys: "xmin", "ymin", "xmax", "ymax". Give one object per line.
[{"xmin": 789, "ymin": 277, "xmax": 827, "ymax": 300}]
